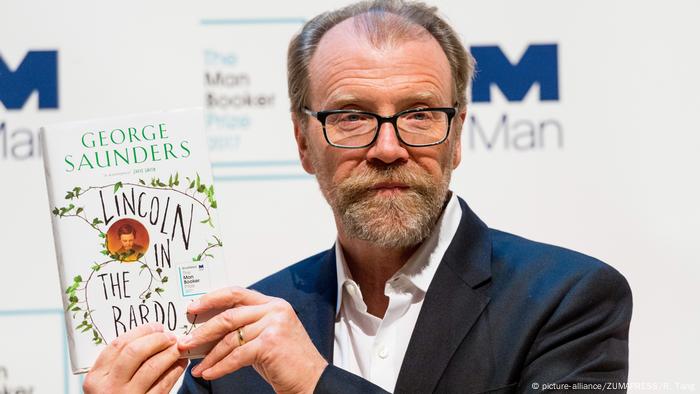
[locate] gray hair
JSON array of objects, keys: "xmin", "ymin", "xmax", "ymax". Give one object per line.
[{"xmin": 287, "ymin": 0, "xmax": 475, "ymax": 119}]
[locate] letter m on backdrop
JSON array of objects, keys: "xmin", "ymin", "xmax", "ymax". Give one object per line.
[
  {"xmin": 471, "ymin": 44, "xmax": 558, "ymax": 103},
  {"xmin": 0, "ymin": 50, "xmax": 58, "ymax": 110}
]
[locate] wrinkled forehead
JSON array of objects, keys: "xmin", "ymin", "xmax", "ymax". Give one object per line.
[{"xmin": 308, "ymin": 15, "xmax": 452, "ymax": 105}]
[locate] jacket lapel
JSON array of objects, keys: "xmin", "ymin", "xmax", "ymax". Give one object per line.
[
  {"xmin": 288, "ymin": 247, "xmax": 337, "ymax": 362},
  {"xmin": 394, "ymin": 197, "xmax": 492, "ymax": 393}
]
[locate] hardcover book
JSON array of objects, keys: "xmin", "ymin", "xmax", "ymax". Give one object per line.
[{"xmin": 41, "ymin": 108, "xmax": 228, "ymax": 374}]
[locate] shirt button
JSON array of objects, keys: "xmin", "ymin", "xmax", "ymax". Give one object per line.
[{"xmin": 377, "ymin": 344, "xmax": 389, "ymax": 359}]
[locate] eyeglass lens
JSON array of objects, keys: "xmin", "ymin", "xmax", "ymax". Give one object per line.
[{"xmin": 325, "ymin": 110, "xmax": 449, "ymax": 147}]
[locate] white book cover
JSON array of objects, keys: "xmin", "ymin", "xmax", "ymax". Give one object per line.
[{"xmin": 41, "ymin": 108, "xmax": 228, "ymax": 374}]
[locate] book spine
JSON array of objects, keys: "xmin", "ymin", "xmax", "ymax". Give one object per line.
[{"xmin": 40, "ymin": 128, "xmax": 84, "ymax": 374}]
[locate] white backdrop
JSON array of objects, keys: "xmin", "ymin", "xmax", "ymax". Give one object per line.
[{"xmin": 1, "ymin": 1, "xmax": 698, "ymax": 392}]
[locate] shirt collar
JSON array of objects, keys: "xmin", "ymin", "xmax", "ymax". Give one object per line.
[
  {"xmin": 334, "ymin": 240, "xmax": 354, "ymax": 315},
  {"xmin": 334, "ymin": 192, "xmax": 463, "ymax": 315}
]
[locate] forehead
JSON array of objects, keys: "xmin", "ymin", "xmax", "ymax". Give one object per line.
[{"xmin": 308, "ymin": 16, "xmax": 453, "ymax": 109}]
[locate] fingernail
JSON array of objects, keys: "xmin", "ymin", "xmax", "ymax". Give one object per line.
[
  {"xmin": 166, "ymin": 332, "xmax": 177, "ymax": 342},
  {"xmin": 190, "ymin": 299, "xmax": 200, "ymax": 310},
  {"xmin": 191, "ymin": 365, "xmax": 201, "ymax": 377}
]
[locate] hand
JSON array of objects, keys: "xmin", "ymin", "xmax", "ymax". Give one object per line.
[
  {"xmin": 178, "ymin": 286, "xmax": 328, "ymax": 394},
  {"xmin": 83, "ymin": 322, "xmax": 188, "ymax": 394}
]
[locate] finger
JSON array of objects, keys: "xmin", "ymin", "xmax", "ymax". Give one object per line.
[
  {"xmin": 191, "ymin": 318, "xmax": 266, "ymax": 377},
  {"xmin": 188, "ymin": 286, "xmax": 271, "ymax": 315},
  {"xmin": 190, "ymin": 331, "xmax": 241, "ymax": 377},
  {"xmin": 201, "ymin": 339, "xmax": 261, "ymax": 381},
  {"xmin": 110, "ymin": 331, "xmax": 177, "ymax": 383},
  {"xmin": 146, "ymin": 358, "xmax": 188, "ymax": 394},
  {"xmin": 130, "ymin": 343, "xmax": 182, "ymax": 390},
  {"xmin": 179, "ymin": 304, "xmax": 267, "ymax": 351},
  {"xmin": 92, "ymin": 322, "xmax": 164, "ymax": 371}
]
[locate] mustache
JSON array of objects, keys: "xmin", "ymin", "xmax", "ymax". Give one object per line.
[{"xmin": 331, "ymin": 163, "xmax": 436, "ymax": 203}]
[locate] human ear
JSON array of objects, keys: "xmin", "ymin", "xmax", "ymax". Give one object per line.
[
  {"xmin": 293, "ymin": 113, "xmax": 316, "ymax": 175},
  {"xmin": 451, "ymin": 107, "xmax": 466, "ymax": 168}
]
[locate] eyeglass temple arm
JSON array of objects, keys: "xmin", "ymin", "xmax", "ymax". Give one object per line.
[{"xmin": 303, "ymin": 108, "xmax": 318, "ymax": 117}]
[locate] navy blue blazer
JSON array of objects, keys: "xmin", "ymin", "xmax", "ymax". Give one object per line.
[{"xmin": 180, "ymin": 198, "xmax": 632, "ymax": 393}]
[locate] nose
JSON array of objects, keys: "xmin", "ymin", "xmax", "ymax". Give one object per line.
[{"xmin": 366, "ymin": 122, "xmax": 409, "ymax": 165}]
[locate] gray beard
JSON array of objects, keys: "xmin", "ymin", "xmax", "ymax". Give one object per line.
[{"xmin": 316, "ymin": 160, "xmax": 452, "ymax": 249}]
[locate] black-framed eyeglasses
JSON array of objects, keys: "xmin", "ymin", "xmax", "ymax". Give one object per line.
[{"xmin": 303, "ymin": 105, "xmax": 458, "ymax": 149}]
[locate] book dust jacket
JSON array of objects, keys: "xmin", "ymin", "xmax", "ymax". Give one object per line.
[{"xmin": 41, "ymin": 108, "xmax": 228, "ymax": 373}]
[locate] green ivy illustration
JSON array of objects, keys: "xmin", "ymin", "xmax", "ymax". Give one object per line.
[{"xmin": 53, "ymin": 172, "xmax": 222, "ymax": 345}]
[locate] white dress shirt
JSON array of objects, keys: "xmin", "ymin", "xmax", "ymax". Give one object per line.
[{"xmin": 332, "ymin": 193, "xmax": 462, "ymax": 392}]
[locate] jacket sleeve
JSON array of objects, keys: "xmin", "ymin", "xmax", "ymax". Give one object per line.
[
  {"xmin": 314, "ymin": 365, "xmax": 390, "ymax": 394},
  {"xmin": 178, "ymin": 359, "xmax": 389, "ymax": 394},
  {"xmin": 517, "ymin": 263, "xmax": 633, "ymax": 392},
  {"xmin": 178, "ymin": 359, "xmax": 211, "ymax": 394}
]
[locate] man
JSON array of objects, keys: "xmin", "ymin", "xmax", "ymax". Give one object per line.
[
  {"xmin": 113, "ymin": 223, "xmax": 145, "ymax": 262},
  {"xmin": 83, "ymin": 1, "xmax": 632, "ymax": 393}
]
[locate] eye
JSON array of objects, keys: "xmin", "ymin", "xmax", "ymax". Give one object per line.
[
  {"xmin": 405, "ymin": 111, "xmax": 433, "ymax": 121},
  {"xmin": 340, "ymin": 113, "xmax": 364, "ymax": 122},
  {"xmin": 327, "ymin": 112, "xmax": 372, "ymax": 126}
]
